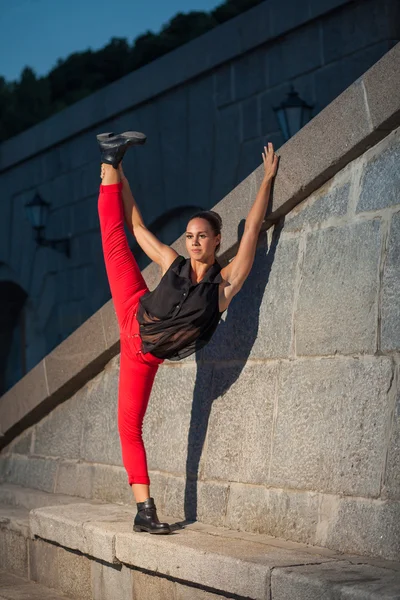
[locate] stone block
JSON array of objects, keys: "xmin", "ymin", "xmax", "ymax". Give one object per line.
[
  {"xmin": 44, "ymin": 308, "xmax": 107, "ymax": 398},
  {"xmin": 176, "ymin": 584, "xmax": 234, "ymax": 600},
  {"xmin": 295, "ymin": 220, "xmax": 381, "ymax": 356},
  {"xmin": 284, "ymin": 182, "xmax": 350, "ymax": 231},
  {"xmin": 241, "ymin": 96, "xmax": 260, "ymax": 142},
  {"xmin": 131, "ymin": 569, "xmax": 177, "ymax": 600},
  {"xmin": 91, "ymin": 464, "xmax": 133, "ymax": 505},
  {"xmin": 315, "ymin": 42, "xmax": 393, "ymax": 115},
  {"xmin": 162, "ymin": 474, "xmax": 229, "ymax": 527},
  {"xmin": 115, "ymin": 527, "xmax": 331, "ymax": 599},
  {"xmin": 80, "ymin": 365, "xmax": 121, "ymax": 466},
  {"xmin": 326, "ymin": 496, "xmax": 400, "ymax": 561},
  {"xmin": 209, "ymin": 103, "xmax": 241, "ymax": 206},
  {"xmin": 0, "ymin": 529, "xmax": 28, "ymax": 577},
  {"xmin": 143, "ymin": 363, "xmax": 204, "ymax": 475},
  {"xmin": 278, "ymin": 79, "xmax": 371, "ymax": 212},
  {"xmin": 357, "ymin": 132, "xmax": 400, "ymax": 213},
  {"xmin": 202, "ymin": 363, "xmax": 277, "ymax": 484},
  {"xmin": 91, "ymin": 562, "xmax": 133, "ymax": 600},
  {"xmin": 30, "ymin": 538, "xmax": 92, "ymax": 600},
  {"xmin": 363, "ymin": 42, "xmax": 400, "ymax": 133},
  {"xmin": 382, "ymin": 366, "xmax": 400, "ymax": 500},
  {"xmin": 236, "ymin": 137, "xmax": 265, "ymax": 184},
  {"xmin": 203, "ymin": 237, "xmax": 298, "ymax": 361},
  {"xmin": 158, "ymin": 87, "xmax": 189, "ymax": 212},
  {"xmin": 33, "ymin": 387, "xmax": 85, "ymax": 460},
  {"xmin": 2, "ymin": 455, "xmax": 58, "ymax": 493},
  {"xmin": 30, "ymin": 502, "xmax": 134, "ymax": 563},
  {"xmin": 322, "ymin": 0, "xmax": 397, "ymax": 64},
  {"xmin": 3, "ymin": 429, "xmax": 32, "ymax": 455},
  {"xmin": 269, "ymin": 0, "xmax": 312, "ymax": 38},
  {"xmin": 269, "ymin": 24, "xmax": 322, "ymax": 88},
  {"xmin": 99, "ymin": 302, "xmax": 119, "ymax": 352},
  {"xmin": 271, "ymin": 561, "xmax": 400, "ymax": 600},
  {"xmin": 225, "ymin": 483, "xmax": 320, "ymax": 544},
  {"xmin": 54, "ymin": 460, "xmax": 94, "ymax": 499},
  {"xmin": 233, "ymin": 48, "xmax": 267, "ymax": 102},
  {"xmin": 188, "ymin": 76, "xmax": 215, "ymax": 209},
  {"xmin": 214, "ymin": 64, "xmax": 233, "ymax": 107},
  {"xmin": 269, "ymin": 357, "xmax": 393, "ymax": 497}
]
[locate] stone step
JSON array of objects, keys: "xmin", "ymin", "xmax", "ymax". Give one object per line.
[
  {"xmin": 0, "ymin": 570, "xmax": 71, "ymax": 600},
  {"xmin": 0, "ymin": 482, "xmax": 104, "ymax": 511},
  {"xmin": 29, "ymin": 501, "xmax": 400, "ymax": 600},
  {"xmin": 1, "ymin": 485, "xmax": 400, "ymax": 599}
]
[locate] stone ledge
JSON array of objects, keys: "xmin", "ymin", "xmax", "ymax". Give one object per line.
[
  {"xmin": 1, "ymin": 42, "xmax": 399, "ymax": 450},
  {"xmin": 0, "ymin": 570, "xmax": 71, "ymax": 600},
  {"xmin": 26, "ymin": 501, "xmax": 400, "ymax": 600},
  {"xmin": 0, "ymin": 0, "xmax": 352, "ymax": 172}
]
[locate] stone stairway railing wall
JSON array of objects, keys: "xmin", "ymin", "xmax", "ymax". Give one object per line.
[
  {"xmin": 1, "ymin": 44, "xmax": 400, "ymax": 562},
  {"xmin": 1, "ymin": 0, "xmax": 399, "ymax": 388}
]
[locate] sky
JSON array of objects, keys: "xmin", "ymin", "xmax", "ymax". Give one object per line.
[{"xmin": 0, "ymin": 0, "xmax": 223, "ymax": 82}]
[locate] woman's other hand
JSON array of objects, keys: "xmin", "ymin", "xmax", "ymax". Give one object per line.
[{"xmin": 262, "ymin": 142, "xmax": 279, "ymax": 180}]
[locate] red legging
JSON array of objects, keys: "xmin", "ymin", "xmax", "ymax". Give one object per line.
[{"xmin": 98, "ymin": 182, "xmax": 164, "ymax": 486}]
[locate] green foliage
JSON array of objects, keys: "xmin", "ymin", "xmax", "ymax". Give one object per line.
[{"xmin": 0, "ymin": 0, "xmax": 265, "ymax": 142}]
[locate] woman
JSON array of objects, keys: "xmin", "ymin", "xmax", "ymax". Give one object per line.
[{"xmin": 97, "ymin": 131, "xmax": 278, "ymax": 535}]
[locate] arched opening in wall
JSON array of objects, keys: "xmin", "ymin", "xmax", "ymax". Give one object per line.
[
  {"xmin": 0, "ymin": 281, "xmax": 27, "ymax": 395},
  {"xmin": 132, "ymin": 205, "xmax": 204, "ymax": 269}
]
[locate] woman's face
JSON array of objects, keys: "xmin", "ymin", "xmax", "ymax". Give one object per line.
[{"xmin": 185, "ymin": 218, "xmax": 220, "ymax": 261}]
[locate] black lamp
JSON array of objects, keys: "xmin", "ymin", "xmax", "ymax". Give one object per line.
[
  {"xmin": 273, "ymin": 85, "xmax": 314, "ymax": 142},
  {"xmin": 25, "ymin": 192, "xmax": 71, "ymax": 258}
]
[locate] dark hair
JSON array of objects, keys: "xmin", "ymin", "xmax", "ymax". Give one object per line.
[{"xmin": 188, "ymin": 210, "xmax": 223, "ymax": 253}]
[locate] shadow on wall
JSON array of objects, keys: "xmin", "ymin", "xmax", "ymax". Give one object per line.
[{"xmin": 183, "ymin": 216, "xmax": 285, "ymax": 522}]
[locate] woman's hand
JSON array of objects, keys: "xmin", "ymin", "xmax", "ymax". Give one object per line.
[{"xmin": 262, "ymin": 142, "xmax": 279, "ymax": 180}]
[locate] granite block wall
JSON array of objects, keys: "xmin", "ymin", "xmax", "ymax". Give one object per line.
[
  {"xmin": 0, "ymin": 0, "xmax": 398, "ymax": 393},
  {"xmin": 2, "ymin": 126, "xmax": 399, "ymax": 560}
]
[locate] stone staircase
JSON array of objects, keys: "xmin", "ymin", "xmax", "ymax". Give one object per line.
[{"xmin": 1, "ymin": 483, "xmax": 400, "ymax": 599}]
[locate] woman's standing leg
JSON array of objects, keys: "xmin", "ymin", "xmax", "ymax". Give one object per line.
[{"xmin": 98, "ymin": 164, "xmax": 155, "ymax": 503}]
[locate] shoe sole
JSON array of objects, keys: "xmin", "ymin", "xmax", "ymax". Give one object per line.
[
  {"xmin": 133, "ymin": 524, "xmax": 171, "ymax": 534},
  {"xmin": 96, "ymin": 131, "xmax": 147, "ymax": 145}
]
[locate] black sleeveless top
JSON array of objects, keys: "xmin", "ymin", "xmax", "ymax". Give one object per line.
[{"xmin": 136, "ymin": 255, "xmax": 223, "ymax": 360}]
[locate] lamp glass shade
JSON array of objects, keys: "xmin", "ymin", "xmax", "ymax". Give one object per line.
[
  {"xmin": 25, "ymin": 193, "xmax": 50, "ymax": 229},
  {"xmin": 273, "ymin": 86, "xmax": 313, "ymax": 141}
]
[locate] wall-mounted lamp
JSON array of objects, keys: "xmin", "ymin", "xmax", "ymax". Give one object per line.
[
  {"xmin": 24, "ymin": 192, "xmax": 71, "ymax": 258},
  {"xmin": 273, "ymin": 85, "xmax": 314, "ymax": 142}
]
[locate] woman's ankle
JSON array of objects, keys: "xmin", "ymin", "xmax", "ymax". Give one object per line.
[{"xmin": 101, "ymin": 162, "xmax": 121, "ymax": 185}]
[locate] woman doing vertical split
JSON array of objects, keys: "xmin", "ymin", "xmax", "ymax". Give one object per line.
[{"xmin": 97, "ymin": 131, "xmax": 278, "ymax": 535}]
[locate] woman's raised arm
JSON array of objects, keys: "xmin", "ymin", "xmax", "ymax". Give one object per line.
[
  {"xmin": 118, "ymin": 164, "xmax": 178, "ymax": 274},
  {"xmin": 219, "ymin": 142, "xmax": 279, "ymax": 306}
]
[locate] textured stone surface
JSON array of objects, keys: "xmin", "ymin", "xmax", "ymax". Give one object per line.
[
  {"xmin": 131, "ymin": 569, "xmax": 177, "ymax": 600},
  {"xmin": 162, "ymin": 474, "xmax": 230, "ymax": 527},
  {"xmin": 0, "ymin": 570, "xmax": 70, "ymax": 600},
  {"xmin": 381, "ymin": 211, "xmax": 400, "ymax": 352},
  {"xmin": 202, "ymin": 363, "xmax": 277, "ymax": 484},
  {"xmin": 91, "ymin": 562, "xmax": 132, "ymax": 600},
  {"xmin": 80, "ymin": 365, "xmax": 121, "ymax": 466},
  {"xmin": 325, "ymin": 496, "xmax": 400, "ymax": 561},
  {"xmin": 0, "ymin": 530, "xmax": 28, "ymax": 577},
  {"xmin": 33, "ymin": 390, "xmax": 85, "ymax": 459},
  {"xmin": 357, "ymin": 132, "xmax": 400, "ymax": 212},
  {"xmin": 203, "ymin": 237, "xmax": 298, "ymax": 361},
  {"xmin": 143, "ymin": 363, "xmax": 205, "ymax": 476},
  {"xmin": 296, "ymin": 220, "xmax": 381, "ymax": 356},
  {"xmin": 30, "ymin": 502, "xmax": 134, "ymax": 563},
  {"xmin": 225, "ymin": 484, "xmax": 320, "ymax": 544},
  {"xmin": 1, "ymin": 456, "xmax": 58, "ymax": 493},
  {"xmin": 269, "ymin": 357, "xmax": 393, "ymax": 497},
  {"xmin": 271, "ymin": 561, "xmax": 400, "ymax": 600},
  {"xmin": 383, "ymin": 365, "xmax": 400, "ymax": 500},
  {"xmin": 284, "ymin": 183, "xmax": 350, "ymax": 232},
  {"xmin": 116, "ymin": 527, "xmax": 331, "ymax": 600},
  {"xmin": 29, "ymin": 538, "xmax": 92, "ymax": 600}
]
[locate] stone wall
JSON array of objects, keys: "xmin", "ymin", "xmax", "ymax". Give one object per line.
[
  {"xmin": 2, "ymin": 125, "xmax": 399, "ymax": 561},
  {"xmin": 0, "ymin": 0, "xmax": 399, "ymax": 393}
]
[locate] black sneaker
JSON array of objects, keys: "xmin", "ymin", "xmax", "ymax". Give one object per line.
[{"xmin": 96, "ymin": 131, "xmax": 147, "ymax": 168}]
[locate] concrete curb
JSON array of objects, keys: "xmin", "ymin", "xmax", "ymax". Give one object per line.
[{"xmin": 0, "ymin": 42, "xmax": 399, "ymax": 449}]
